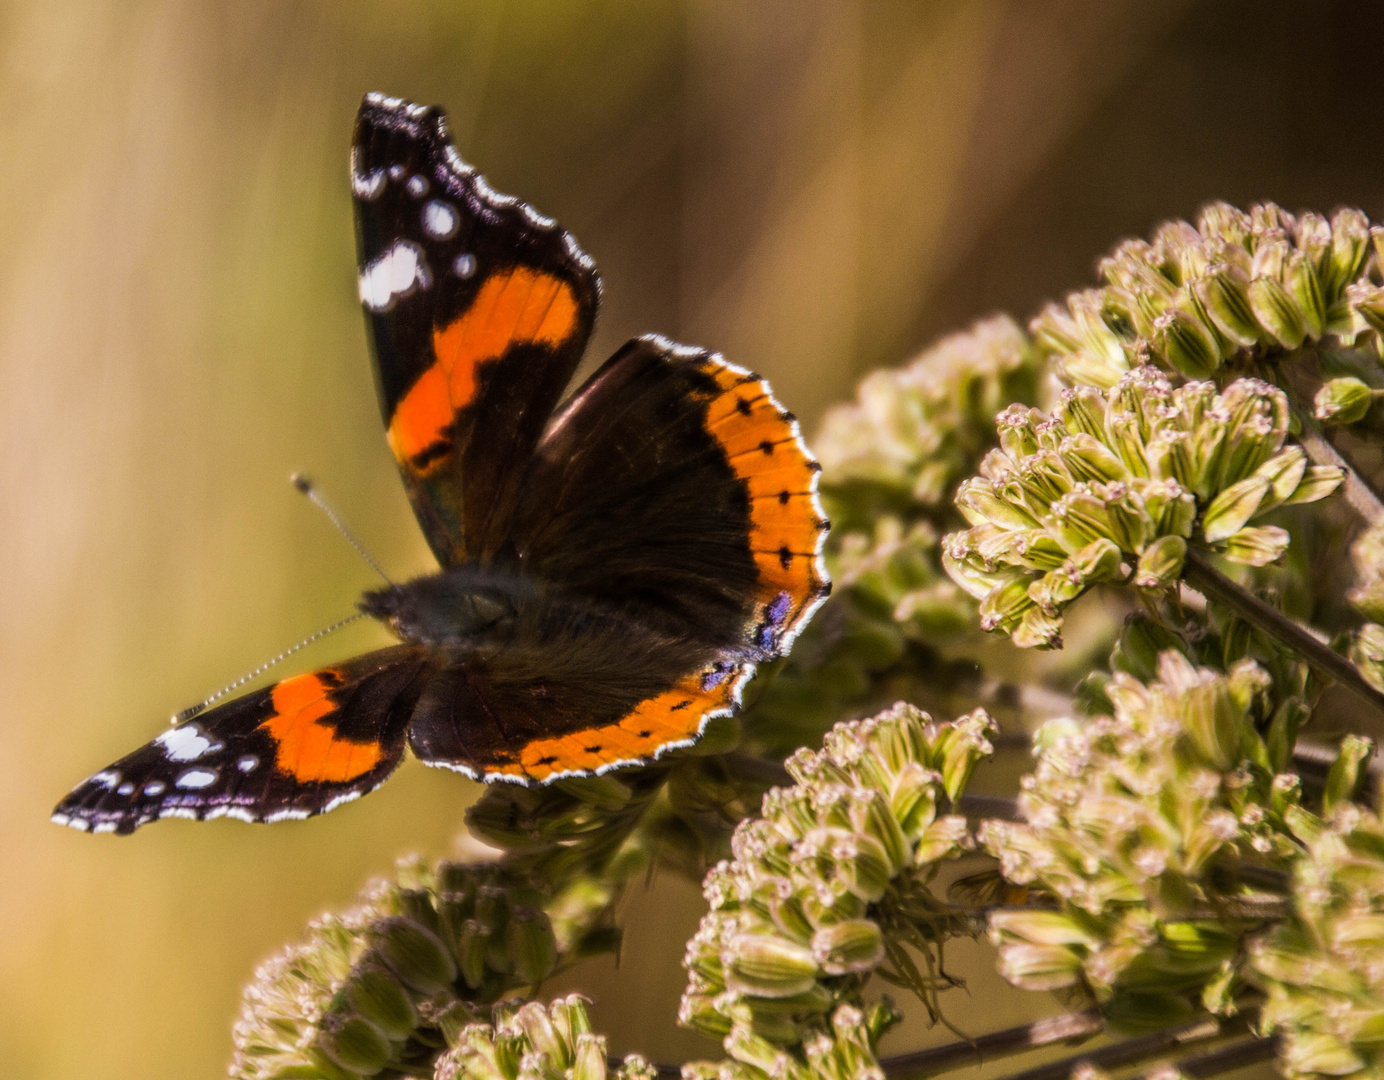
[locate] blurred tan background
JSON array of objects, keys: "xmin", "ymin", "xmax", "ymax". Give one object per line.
[{"xmin": 6, "ymin": 2, "xmax": 1384, "ymax": 1076}]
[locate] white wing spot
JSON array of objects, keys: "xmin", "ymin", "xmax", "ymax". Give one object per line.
[
  {"xmin": 423, "ymin": 200, "xmax": 459, "ymax": 239},
  {"xmin": 117, "ymin": 782, "xmax": 135, "ymax": 796},
  {"xmin": 406, "ymin": 174, "xmax": 429, "ymax": 197},
  {"xmin": 351, "ymin": 166, "xmax": 386, "ymax": 201},
  {"xmin": 143, "ymin": 780, "xmax": 166, "ymax": 796},
  {"xmin": 453, "ymin": 252, "xmax": 477, "ymax": 279},
  {"xmin": 359, "ymin": 240, "xmax": 433, "ymax": 313},
  {"xmin": 237, "ymin": 755, "xmax": 259, "ymax": 773},
  {"xmin": 389, "ymin": 164, "xmax": 406, "ymax": 180},
  {"xmin": 156, "ymin": 724, "xmax": 222, "ymax": 762},
  {"xmin": 91, "ymin": 770, "xmax": 120, "ymax": 789},
  {"xmin": 176, "ymin": 768, "xmax": 218, "ymax": 790}
]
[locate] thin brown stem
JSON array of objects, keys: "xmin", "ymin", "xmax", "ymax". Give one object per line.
[
  {"xmin": 973, "ymin": 1010, "xmax": 1255, "ymax": 1080},
  {"xmin": 1173, "ymin": 1035, "xmax": 1278, "ymax": 1079},
  {"xmin": 877, "ymin": 1011, "xmax": 1103, "ymax": 1079},
  {"xmin": 1182, "ymin": 549, "xmax": 1384, "ymax": 717}
]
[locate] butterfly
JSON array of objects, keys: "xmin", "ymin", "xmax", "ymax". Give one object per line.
[{"xmin": 52, "ymin": 93, "xmax": 829, "ymax": 835}]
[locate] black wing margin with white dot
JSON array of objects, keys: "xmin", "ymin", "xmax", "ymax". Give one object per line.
[{"xmin": 52, "ymin": 647, "xmax": 428, "ymax": 835}]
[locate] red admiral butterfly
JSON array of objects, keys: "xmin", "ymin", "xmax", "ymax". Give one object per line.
[{"xmin": 52, "ymin": 94, "xmax": 830, "ymax": 835}]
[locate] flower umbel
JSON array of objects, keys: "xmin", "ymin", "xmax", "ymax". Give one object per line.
[
  {"xmin": 1031, "ymin": 203, "xmax": 1384, "ymax": 387},
  {"xmin": 981, "ymin": 652, "xmax": 1308, "ymax": 1029},
  {"xmin": 942, "ymin": 367, "xmax": 1341, "ymax": 648},
  {"xmin": 681, "ymin": 704, "xmax": 993, "ymax": 1049}
]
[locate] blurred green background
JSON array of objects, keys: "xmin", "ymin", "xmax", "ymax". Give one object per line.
[{"xmin": 7, "ymin": 2, "xmax": 1384, "ymax": 1076}]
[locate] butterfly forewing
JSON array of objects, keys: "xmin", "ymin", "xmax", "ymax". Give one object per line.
[
  {"xmin": 351, "ymin": 95, "xmax": 600, "ymax": 565},
  {"xmin": 53, "ymin": 648, "xmax": 428, "ymax": 834}
]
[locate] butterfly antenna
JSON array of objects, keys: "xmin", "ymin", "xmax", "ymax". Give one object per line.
[
  {"xmin": 171, "ymin": 612, "xmax": 367, "ymax": 724},
  {"xmin": 291, "ymin": 473, "xmax": 394, "ymax": 585}
]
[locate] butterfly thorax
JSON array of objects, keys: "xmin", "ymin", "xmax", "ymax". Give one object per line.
[{"xmin": 358, "ymin": 564, "xmax": 538, "ymax": 647}]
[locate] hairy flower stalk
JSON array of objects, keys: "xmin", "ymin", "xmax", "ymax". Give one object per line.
[
  {"xmin": 1030, "ymin": 203, "xmax": 1384, "ymax": 388},
  {"xmin": 981, "ymin": 652, "xmax": 1315, "ymax": 1030},
  {"xmin": 942, "ymin": 367, "xmax": 1341, "ymax": 648},
  {"xmin": 680, "ymin": 704, "xmax": 994, "ymax": 1055}
]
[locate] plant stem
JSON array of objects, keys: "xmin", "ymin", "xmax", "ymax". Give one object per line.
[
  {"xmin": 1182, "ymin": 549, "xmax": 1384, "ymax": 717},
  {"xmin": 975, "ymin": 1011, "xmax": 1254, "ymax": 1080},
  {"xmin": 877, "ymin": 1011, "xmax": 1103, "ymax": 1079},
  {"xmin": 1174, "ymin": 1036, "xmax": 1278, "ymax": 1079}
]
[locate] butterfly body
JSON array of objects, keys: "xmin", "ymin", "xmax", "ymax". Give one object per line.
[{"xmin": 52, "ymin": 93, "xmax": 829, "ymax": 835}]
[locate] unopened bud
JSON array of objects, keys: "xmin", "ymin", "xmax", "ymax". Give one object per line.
[
  {"xmin": 341, "ymin": 963, "xmax": 417, "ymax": 1040},
  {"xmin": 1246, "ymin": 275, "xmax": 1306, "ymax": 349},
  {"xmin": 723, "ymin": 933, "xmax": 819, "ymax": 998},
  {"xmin": 811, "ymin": 919, "xmax": 885, "ymax": 975},
  {"xmin": 1134, "ymin": 535, "xmax": 1186, "ymax": 589},
  {"xmin": 372, "ymin": 916, "xmax": 457, "ymax": 995},
  {"xmin": 316, "ymin": 1013, "xmax": 392, "ymax": 1075},
  {"xmin": 1315, "ymin": 377, "xmax": 1375, "ymax": 424}
]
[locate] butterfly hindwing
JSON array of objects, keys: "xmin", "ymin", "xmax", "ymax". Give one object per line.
[
  {"xmin": 52, "ymin": 647, "xmax": 428, "ymax": 834},
  {"xmin": 352, "ymin": 95, "xmax": 600, "ymax": 565},
  {"xmin": 509, "ymin": 334, "xmax": 831, "ymax": 658},
  {"xmin": 407, "ymin": 630, "xmax": 753, "ymax": 784}
]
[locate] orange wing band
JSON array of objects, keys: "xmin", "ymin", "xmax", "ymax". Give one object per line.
[
  {"xmin": 698, "ymin": 359, "xmax": 830, "ymax": 652},
  {"xmin": 258, "ymin": 671, "xmax": 384, "ymax": 783},
  {"xmin": 388, "ymin": 267, "xmax": 579, "ymax": 471},
  {"xmin": 486, "ymin": 664, "xmax": 749, "ymax": 782}
]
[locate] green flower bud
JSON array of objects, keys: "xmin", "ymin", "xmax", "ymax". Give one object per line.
[
  {"xmin": 507, "ymin": 1003, "xmax": 567, "ymax": 1072},
  {"xmin": 1247, "ymin": 274, "xmax": 1306, "ymax": 349},
  {"xmin": 1152, "ymin": 307, "xmax": 1220, "ymax": 378},
  {"xmin": 1328, "ymin": 208, "xmax": 1373, "ymax": 297},
  {"xmin": 914, "ymin": 815, "xmax": 969, "ymax": 864},
  {"xmin": 1200, "ymin": 474, "xmax": 1269, "ymax": 543},
  {"xmin": 1282, "ymin": 465, "xmax": 1344, "ymax": 505},
  {"xmin": 1315, "ymin": 377, "xmax": 1376, "ymax": 424},
  {"xmin": 1283, "ymin": 249, "xmax": 1326, "ymax": 338},
  {"xmin": 340, "ymin": 963, "xmax": 417, "ymax": 1041},
  {"xmin": 1012, "ymin": 605, "xmax": 1063, "ymax": 649},
  {"xmin": 889, "ymin": 761, "xmax": 940, "ymax": 837},
  {"xmin": 571, "ymin": 1034, "xmax": 607, "ymax": 1080},
  {"xmin": 1193, "ymin": 265, "xmax": 1261, "ymax": 347},
  {"xmin": 1134, "ymin": 534, "xmax": 1186, "ymax": 589},
  {"xmin": 1219, "ymin": 525, "xmax": 1289, "ymax": 567},
  {"xmin": 978, "ymin": 575, "xmax": 1036, "ymax": 633},
  {"xmin": 507, "ymin": 908, "xmax": 558, "ymax": 985},
  {"xmin": 371, "ymin": 916, "xmax": 457, "ymax": 995},
  {"xmin": 811, "ymin": 919, "xmax": 885, "ymax": 975},
  {"xmin": 995, "ymin": 942, "xmax": 1083, "ymax": 991},
  {"xmin": 723, "ymin": 933, "xmax": 820, "ymax": 999},
  {"xmin": 1324, "ymin": 735, "xmax": 1375, "ymax": 815},
  {"xmin": 316, "ymin": 1013, "xmax": 392, "ymax": 1075},
  {"xmin": 678, "ymin": 992, "xmax": 732, "ymax": 1039},
  {"xmin": 990, "ymin": 909, "xmax": 1099, "ymax": 947}
]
